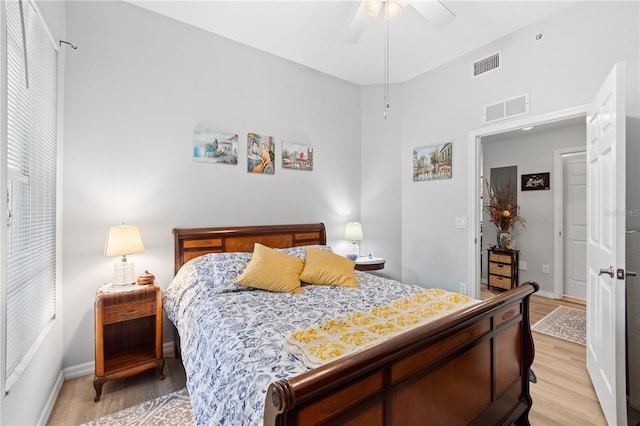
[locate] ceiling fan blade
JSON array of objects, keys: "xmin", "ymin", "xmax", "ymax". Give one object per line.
[
  {"xmin": 342, "ymin": 1, "xmax": 375, "ymax": 44},
  {"xmin": 410, "ymin": 1, "xmax": 455, "ymax": 28}
]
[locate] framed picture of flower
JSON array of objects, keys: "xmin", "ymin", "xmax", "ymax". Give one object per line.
[{"xmin": 521, "ymin": 172, "xmax": 550, "ymax": 191}]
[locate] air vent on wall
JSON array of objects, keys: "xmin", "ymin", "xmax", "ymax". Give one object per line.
[
  {"xmin": 483, "ymin": 93, "xmax": 530, "ymax": 124},
  {"xmin": 473, "ymin": 51, "xmax": 502, "ymax": 78}
]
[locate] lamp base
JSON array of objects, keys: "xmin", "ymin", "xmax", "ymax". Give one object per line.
[
  {"xmin": 113, "ymin": 261, "xmax": 135, "ymax": 286},
  {"xmin": 347, "ymin": 241, "xmax": 360, "ymax": 261}
]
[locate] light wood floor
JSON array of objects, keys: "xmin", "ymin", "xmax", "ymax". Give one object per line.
[
  {"xmin": 49, "ymin": 289, "xmax": 629, "ymax": 425},
  {"xmin": 47, "ymin": 358, "xmax": 186, "ymax": 425},
  {"xmin": 482, "ymin": 286, "xmax": 607, "ymax": 425}
]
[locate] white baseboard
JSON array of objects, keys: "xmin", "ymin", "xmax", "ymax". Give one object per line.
[
  {"xmin": 39, "ymin": 370, "xmax": 64, "ymax": 426},
  {"xmin": 64, "ymin": 361, "xmax": 94, "ymax": 380},
  {"xmin": 63, "ymin": 341, "xmax": 176, "ymax": 381},
  {"xmin": 534, "ymin": 289, "xmax": 556, "ymax": 299}
]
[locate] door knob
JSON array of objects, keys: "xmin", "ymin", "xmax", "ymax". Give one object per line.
[
  {"xmin": 616, "ymin": 268, "xmax": 637, "ymax": 279},
  {"xmin": 599, "ymin": 266, "xmax": 614, "ymax": 278}
]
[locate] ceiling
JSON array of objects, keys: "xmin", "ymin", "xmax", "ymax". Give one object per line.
[
  {"xmin": 482, "ymin": 115, "xmax": 585, "ymax": 143},
  {"xmin": 127, "ymin": 0, "xmax": 578, "ymax": 86}
]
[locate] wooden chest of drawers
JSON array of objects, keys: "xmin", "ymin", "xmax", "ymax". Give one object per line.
[{"xmin": 487, "ymin": 248, "xmax": 520, "ymax": 291}]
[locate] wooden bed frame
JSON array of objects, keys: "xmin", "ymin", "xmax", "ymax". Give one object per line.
[{"xmin": 172, "ymin": 223, "xmax": 538, "ymax": 425}]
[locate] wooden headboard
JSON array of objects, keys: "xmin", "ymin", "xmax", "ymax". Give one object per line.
[{"xmin": 172, "ymin": 223, "xmax": 326, "ymax": 274}]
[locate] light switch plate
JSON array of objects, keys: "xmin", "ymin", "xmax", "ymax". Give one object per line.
[{"xmin": 455, "ymin": 217, "xmax": 467, "ymax": 229}]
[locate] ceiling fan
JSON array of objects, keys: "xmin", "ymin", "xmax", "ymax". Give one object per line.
[{"xmin": 343, "ymin": 0, "xmax": 455, "ymax": 43}]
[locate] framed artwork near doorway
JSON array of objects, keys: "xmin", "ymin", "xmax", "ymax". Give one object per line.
[
  {"xmin": 412, "ymin": 141, "xmax": 453, "ymax": 181},
  {"xmin": 521, "ymin": 172, "xmax": 550, "ymax": 191}
]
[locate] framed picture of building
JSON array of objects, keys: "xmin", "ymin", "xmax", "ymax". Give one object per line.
[
  {"xmin": 193, "ymin": 127, "xmax": 238, "ymax": 165},
  {"xmin": 282, "ymin": 141, "xmax": 313, "ymax": 171},
  {"xmin": 412, "ymin": 142, "xmax": 453, "ymax": 181},
  {"xmin": 247, "ymin": 132, "xmax": 275, "ymax": 174}
]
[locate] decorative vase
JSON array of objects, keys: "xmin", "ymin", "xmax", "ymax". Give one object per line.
[
  {"xmin": 137, "ymin": 270, "xmax": 155, "ymax": 285},
  {"xmin": 497, "ymin": 231, "xmax": 511, "ymax": 249}
]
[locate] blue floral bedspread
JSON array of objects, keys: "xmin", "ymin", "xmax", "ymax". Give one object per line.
[{"xmin": 163, "ymin": 249, "xmax": 442, "ymax": 425}]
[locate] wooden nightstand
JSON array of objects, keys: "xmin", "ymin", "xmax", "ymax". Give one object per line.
[
  {"xmin": 93, "ymin": 284, "xmax": 164, "ymax": 402},
  {"xmin": 355, "ymin": 256, "xmax": 386, "ymax": 271}
]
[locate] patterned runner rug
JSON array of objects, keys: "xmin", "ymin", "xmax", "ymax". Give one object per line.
[
  {"xmin": 83, "ymin": 388, "xmax": 193, "ymax": 426},
  {"xmin": 532, "ymin": 306, "xmax": 586, "ymax": 346}
]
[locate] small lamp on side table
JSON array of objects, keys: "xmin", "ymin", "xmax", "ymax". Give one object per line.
[
  {"xmin": 104, "ymin": 223, "xmax": 144, "ymax": 286},
  {"xmin": 344, "ymin": 222, "xmax": 364, "ymax": 261}
]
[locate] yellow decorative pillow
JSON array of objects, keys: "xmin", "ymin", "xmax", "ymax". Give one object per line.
[
  {"xmin": 300, "ymin": 248, "xmax": 358, "ymax": 288},
  {"xmin": 236, "ymin": 243, "xmax": 305, "ymax": 293}
]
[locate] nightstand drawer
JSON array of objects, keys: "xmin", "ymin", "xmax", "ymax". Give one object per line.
[
  {"xmin": 489, "ymin": 252, "xmax": 512, "ymax": 264},
  {"xmin": 103, "ymin": 301, "xmax": 155, "ymax": 324},
  {"xmin": 489, "ymin": 262, "xmax": 512, "ymax": 277},
  {"xmin": 489, "ymin": 274, "xmax": 512, "ymax": 290}
]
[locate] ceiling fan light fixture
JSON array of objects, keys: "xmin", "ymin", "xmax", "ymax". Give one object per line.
[
  {"xmin": 363, "ymin": 0, "xmax": 383, "ymax": 18},
  {"xmin": 385, "ymin": 1, "xmax": 403, "ymax": 19}
]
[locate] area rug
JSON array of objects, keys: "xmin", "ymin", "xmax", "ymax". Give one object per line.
[
  {"xmin": 532, "ymin": 306, "xmax": 586, "ymax": 346},
  {"xmin": 83, "ymin": 388, "xmax": 193, "ymax": 426}
]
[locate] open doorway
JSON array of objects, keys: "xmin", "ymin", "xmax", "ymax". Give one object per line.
[
  {"xmin": 474, "ymin": 114, "xmax": 586, "ymax": 299},
  {"xmin": 467, "ymin": 105, "xmax": 588, "ymax": 300}
]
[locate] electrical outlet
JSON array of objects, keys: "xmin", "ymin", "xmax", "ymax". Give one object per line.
[
  {"xmin": 460, "ymin": 282, "xmax": 468, "ymax": 295},
  {"xmin": 519, "ymin": 261, "xmax": 527, "ymax": 271},
  {"xmin": 542, "ymin": 264, "xmax": 550, "ymax": 274}
]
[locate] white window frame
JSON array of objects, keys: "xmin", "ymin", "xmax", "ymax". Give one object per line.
[{"xmin": 1, "ymin": 0, "xmax": 59, "ymax": 394}]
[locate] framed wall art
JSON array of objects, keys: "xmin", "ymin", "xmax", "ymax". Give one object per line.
[
  {"xmin": 521, "ymin": 172, "xmax": 550, "ymax": 191},
  {"xmin": 247, "ymin": 132, "xmax": 275, "ymax": 174},
  {"xmin": 412, "ymin": 142, "xmax": 453, "ymax": 181},
  {"xmin": 282, "ymin": 141, "xmax": 313, "ymax": 171},
  {"xmin": 193, "ymin": 127, "xmax": 238, "ymax": 165}
]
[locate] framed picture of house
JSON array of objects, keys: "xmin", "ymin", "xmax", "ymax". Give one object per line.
[
  {"xmin": 521, "ymin": 172, "xmax": 550, "ymax": 191},
  {"xmin": 193, "ymin": 127, "xmax": 238, "ymax": 165},
  {"xmin": 412, "ymin": 142, "xmax": 453, "ymax": 181}
]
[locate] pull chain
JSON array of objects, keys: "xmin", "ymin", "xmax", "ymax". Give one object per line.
[{"xmin": 384, "ymin": 2, "xmax": 390, "ymax": 119}]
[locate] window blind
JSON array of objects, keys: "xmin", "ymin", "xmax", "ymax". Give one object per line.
[{"xmin": 4, "ymin": 0, "xmax": 57, "ymax": 388}]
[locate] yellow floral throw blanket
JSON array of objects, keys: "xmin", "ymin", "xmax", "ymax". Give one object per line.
[{"xmin": 286, "ymin": 288, "xmax": 478, "ymax": 367}]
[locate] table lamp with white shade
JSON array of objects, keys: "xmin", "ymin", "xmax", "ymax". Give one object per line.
[
  {"xmin": 104, "ymin": 224, "xmax": 144, "ymax": 286},
  {"xmin": 344, "ymin": 222, "xmax": 364, "ymax": 261}
]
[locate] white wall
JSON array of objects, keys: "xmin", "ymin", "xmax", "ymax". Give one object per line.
[
  {"xmin": 481, "ymin": 123, "xmax": 586, "ymax": 294},
  {"xmin": 60, "ymin": 0, "xmax": 640, "ymax": 376},
  {"xmin": 1, "ymin": 1, "xmax": 66, "ymax": 425},
  {"xmin": 62, "ymin": 1, "xmax": 361, "ymax": 368},
  {"xmin": 360, "ymin": 1, "xmax": 639, "ymax": 291},
  {"xmin": 360, "ymin": 84, "xmax": 403, "ymax": 280}
]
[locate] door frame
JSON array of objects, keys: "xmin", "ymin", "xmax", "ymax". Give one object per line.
[
  {"xmin": 468, "ymin": 104, "xmax": 588, "ymax": 299},
  {"xmin": 553, "ymin": 146, "xmax": 587, "ymax": 299}
]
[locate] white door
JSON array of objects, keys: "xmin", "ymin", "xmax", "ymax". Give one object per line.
[
  {"xmin": 563, "ymin": 152, "xmax": 587, "ymax": 299},
  {"xmin": 586, "ymin": 62, "xmax": 627, "ymax": 425}
]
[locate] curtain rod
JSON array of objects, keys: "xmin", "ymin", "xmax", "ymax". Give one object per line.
[{"xmin": 59, "ymin": 40, "xmax": 77, "ymax": 49}]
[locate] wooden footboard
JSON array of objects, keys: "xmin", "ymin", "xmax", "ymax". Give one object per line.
[{"xmin": 264, "ymin": 282, "xmax": 538, "ymax": 426}]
